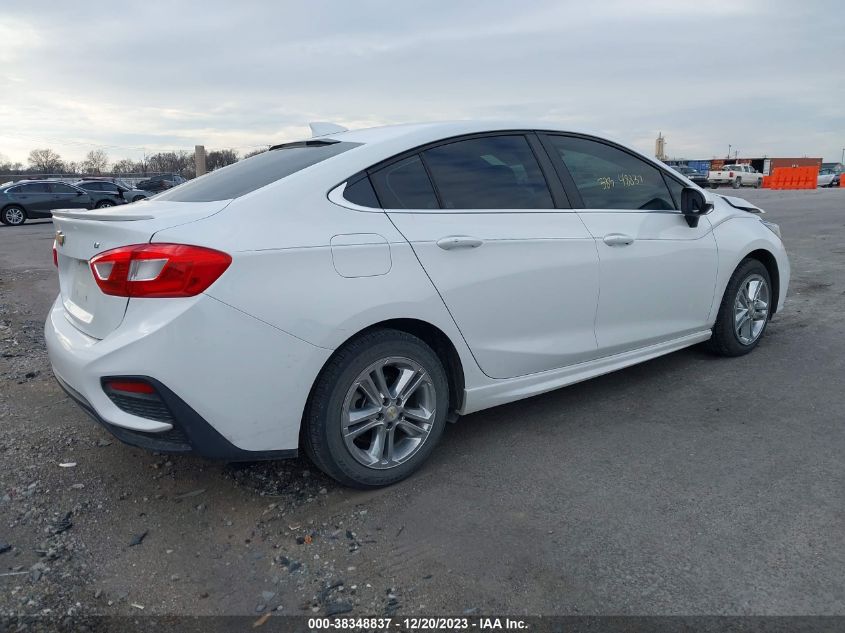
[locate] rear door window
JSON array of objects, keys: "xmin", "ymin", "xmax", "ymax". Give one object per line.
[
  {"xmin": 154, "ymin": 141, "xmax": 360, "ymax": 202},
  {"xmin": 422, "ymin": 135, "xmax": 554, "ymax": 209},
  {"xmin": 20, "ymin": 183, "xmax": 51, "ymax": 193},
  {"xmin": 343, "ymin": 175, "xmax": 380, "ymax": 208},
  {"xmin": 370, "ymin": 155, "xmax": 438, "ymax": 209},
  {"xmin": 50, "ymin": 183, "xmax": 80, "ymax": 194}
]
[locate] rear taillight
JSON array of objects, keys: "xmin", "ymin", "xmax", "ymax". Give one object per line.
[
  {"xmin": 89, "ymin": 243, "xmax": 231, "ymax": 298},
  {"xmin": 52, "ymin": 240, "xmax": 58, "ymax": 267},
  {"xmin": 729, "ymin": 171, "xmax": 734, "ymax": 177}
]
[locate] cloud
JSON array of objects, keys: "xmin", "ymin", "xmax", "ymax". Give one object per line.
[{"xmin": 0, "ymin": 0, "xmax": 842, "ymax": 164}]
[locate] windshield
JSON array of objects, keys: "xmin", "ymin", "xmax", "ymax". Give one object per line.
[{"xmin": 154, "ymin": 141, "xmax": 361, "ymax": 203}]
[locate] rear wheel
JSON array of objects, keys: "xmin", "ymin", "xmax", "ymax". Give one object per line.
[
  {"xmin": 302, "ymin": 329, "xmax": 449, "ymax": 488},
  {"xmin": 2, "ymin": 205, "xmax": 26, "ymax": 226},
  {"xmin": 707, "ymin": 258, "xmax": 772, "ymax": 357},
  {"xmin": 732, "ymin": 178, "xmax": 742, "ymax": 189},
  {"xmin": 95, "ymin": 200, "xmax": 115, "ymax": 209}
]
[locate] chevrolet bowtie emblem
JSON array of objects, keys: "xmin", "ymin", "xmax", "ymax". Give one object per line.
[{"xmin": 55, "ymin": 231, "xmax": 65, "ymax": 246}]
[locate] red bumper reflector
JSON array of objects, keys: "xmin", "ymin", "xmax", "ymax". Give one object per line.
[{"xmin": 105, "ymin": 380, "xmax": 156, "ymax": 394}]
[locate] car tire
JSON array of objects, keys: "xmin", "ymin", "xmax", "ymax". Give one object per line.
[
  {"xmin": 2, "ymin": 205, "xmax": 27, "ymax": 226},
  {"xmin": 302, "ymin": 329, "xmax": 450, "ymax": 488},
  {"xmin": 707, "ymin": 258, "xmax": 772, "ymax": 357},
  {"xmin": 95, "ymin": 200, "xmax": 115, "ymax": 209},
  {"xmin": 732, "ymin": 178, "xmax": 742, "ymax": 189},
  {"xmin": 132, "ymin": 196, "xmax": 146, "ymax": 203}
]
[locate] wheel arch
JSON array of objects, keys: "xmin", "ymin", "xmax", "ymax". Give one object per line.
[
  {"xmin": 743, "ymin": 248, "xmax": 780, "ymax": 314},
  {"xmin": 309, "ymin": 318, "xmax": 466, "ymax": 417}
]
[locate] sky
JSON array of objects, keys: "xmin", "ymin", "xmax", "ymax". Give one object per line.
[{"xmin": 1, "ymin": 0, "xmax": 843, "ymax": 165}]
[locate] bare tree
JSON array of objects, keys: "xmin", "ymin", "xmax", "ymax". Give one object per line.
[
  {"xmin": 82, "ymin": 149, "xmax": 109, "ymax": 174},
  {"xmin": 206, "ymin": 149, "xmax": 239, "ymax": 171},
  {"xmin": 28, "ymin": 148, "xmax": 64, "ymax": 173},
  {"xmin": 0, "ymin": 153, "xmax": 24, "ymax": 174},
  {"xmin": 146, "ymin": 151, "xmax": 194, "ymax": 178},
  {"xmin": 112, "ymin": 158, "xmax": 140, "ymax": 175}
]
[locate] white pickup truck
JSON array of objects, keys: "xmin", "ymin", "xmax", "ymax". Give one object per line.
[{"xmin": 708, "ymin": 164, "xmax": 763, "ymax": 189}]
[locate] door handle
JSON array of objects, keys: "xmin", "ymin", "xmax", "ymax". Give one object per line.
[
  {"xmin": 602, "ymin": 233, "xmax": 634, "ymax": 247},
  {"xmin": 436, "ymin": 236, "xmax": 484, "ymax": 250}
]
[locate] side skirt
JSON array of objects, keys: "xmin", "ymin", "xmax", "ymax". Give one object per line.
[{"xmin": 460, "ymin": 330, "xmax": 712, "ymax": 414}]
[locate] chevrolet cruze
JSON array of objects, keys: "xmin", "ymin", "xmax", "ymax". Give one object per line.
[{"xmin": 45, "ymin": 121, "xmax": 790, "ymax": 487}]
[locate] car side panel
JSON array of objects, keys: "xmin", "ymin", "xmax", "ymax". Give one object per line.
[
  {"xmin": 152, "ymin": 189, "xmax": 489, "ymax": 392},
  {"xmin": 709, "ymin": 215, "xmax": 790, "ymax": 321}
]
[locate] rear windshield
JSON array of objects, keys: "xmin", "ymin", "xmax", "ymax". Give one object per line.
[{"xmin": 154, "ymin": 140, "xmax": 360, "ymax": 202}]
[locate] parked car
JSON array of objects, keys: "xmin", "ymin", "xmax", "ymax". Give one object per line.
[
  {"xmin": 46, "ymin": 121, "xmax": 790, "ymax": 487},
  {"xmin": 708, "ymin": 164, "xmax": 763, "ymax": 188},
  {"xmin": 1, "ymin": 180, "xmax": 92, "ymax": 226},
  {"xmin": 75, "ymin": 179, "xmax": 150, "ymax": 206},
  {"xmin": 671, "ymin": 165, "xmax": 709, "ymax": 188},
  {"xmin": 135, "ymin": 173, "xmax": 186, "ymax": 193},
  {"xmin": 817, "ymin": 168, "xmax": 840, "ymax": 188}
]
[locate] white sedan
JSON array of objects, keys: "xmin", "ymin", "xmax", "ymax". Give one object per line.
[{"xmin": 45, "ymin": 121, "xmax": 790, "ymax": 487}]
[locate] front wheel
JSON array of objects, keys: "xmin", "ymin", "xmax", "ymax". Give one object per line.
[
  {"xmin": 707, "ymin": 259, "xmax": 772, "ymax": 357},
  {"xmin": 302, "ymin": 329, "xmax": 449, "ymax": 488},
  {"xmin": 95, "ymin": 200, "xmax": 115, "ymax": 209},
  {"xmin": 2, "ymin": 205, "xmax": 26, "ymax": 226}
]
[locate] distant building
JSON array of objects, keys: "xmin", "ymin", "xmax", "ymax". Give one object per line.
[{"xmin": 655, "ymin": 133, "xmax": 667, "ymax": 161}]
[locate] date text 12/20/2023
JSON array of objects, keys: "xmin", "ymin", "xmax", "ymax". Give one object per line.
[{"xmin": 307, "ymin": 616, "xmax": 529, "ymax": 630}]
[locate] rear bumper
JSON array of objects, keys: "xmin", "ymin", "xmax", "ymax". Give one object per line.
[
  {"xmin": 45, "ymin": 293, "xmax": 332, "ymax": 458},
  {"xmin": 55, "ymin": 373, "xmax": 296, "ymax": 459}
]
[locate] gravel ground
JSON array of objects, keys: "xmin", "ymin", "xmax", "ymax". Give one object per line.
[{"xmin": 1, "ymin": 188, "xmax": 843, "ymax": 629}]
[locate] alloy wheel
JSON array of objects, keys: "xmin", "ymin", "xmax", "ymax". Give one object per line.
[
  {"xmin": 4, "ymin": 207, "xmax": 24, "ymax": 225},
  {"xmin": 734, "ymin": 274, "xmax": 769, "ymax": 345},
  {"xmin": 341, "ymin": 356, "xmax": 436, "ymax": 469}
]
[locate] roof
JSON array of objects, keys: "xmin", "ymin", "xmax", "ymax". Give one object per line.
[
  {"xmin": 299, "ymin": 120, "xmax": 669, "ymax": 180},
  {"xmin": 324, "ymin": 120, "xmax": 596, "ymax": 146}
]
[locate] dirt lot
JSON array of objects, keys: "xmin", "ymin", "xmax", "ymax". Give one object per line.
[{"xmin": 1, "ymin": 189, "xmax": 844, "ymax": 625}]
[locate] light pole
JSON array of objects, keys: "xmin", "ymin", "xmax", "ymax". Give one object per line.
[{"xmin": 841, "ymin": 148, "xmax": 844, "ymax": 164}]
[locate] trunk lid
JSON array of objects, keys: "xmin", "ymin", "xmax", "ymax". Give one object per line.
[{"xmin": 52, "ymin": 200, "xmax": 229, "ymax": 339}]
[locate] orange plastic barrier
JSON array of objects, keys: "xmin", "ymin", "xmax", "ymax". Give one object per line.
[{"xmin": 763, "ymin": 166, "xmax": 819, "ymax": 190}]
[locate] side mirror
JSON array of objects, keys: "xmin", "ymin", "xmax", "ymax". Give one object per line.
[{"xmin": 680, "ymin": 186, "xmax": 712, "ymax": 227}]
